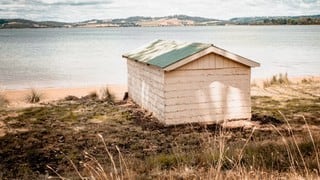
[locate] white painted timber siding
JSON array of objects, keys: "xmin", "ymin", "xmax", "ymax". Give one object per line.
[
  {"xmin": 127, "ymin": 59, "xmax": 166, "ymax": 121},
  {"xmin": 164, "ymin": 53, "xmax": 251, "ymax": 125}
]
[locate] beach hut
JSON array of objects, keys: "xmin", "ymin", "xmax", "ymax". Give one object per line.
[{"xmin": 123, "ymin": 40, "xmax": 260, "ymax": 125}]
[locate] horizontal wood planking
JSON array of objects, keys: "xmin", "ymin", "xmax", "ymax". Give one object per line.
[
  {"xmin": 164, "ymin": 60, "xmax": 251, "ymax": 124},
  {"xmin": 164, "ymin": 74, "xmax": 250, "ymax": 85},
  {"xmin": 127, "ymin": 59, "xmax": 165, "ymax": 121},
  {"xmin": 128, "ymin": 83, "xmax": 164, "ymax": 106},
  {"xmin": 178, "ymin": 53, "xmax": 245, "ymax": 70},
  {"xmin": 128, "ymin": 76, "xmax": 164, "ymax": 94},
  {"xmin": 165, "ymin": 67, "xmax": 249, "ymax": 78},
  {"xmin": 128, "ymin": 79, "xmax": 164, "ymax": 98},
  {"xmin": 165, "ymin": 96, "xmax": 250, "ymax": 106},
  {"xmin": 128, "ymin": 63, "xmax": 164, "ymax": 84},
  {"xmin": 127, "ymin": 60, "xmax": 163, "ymax": 76},
  {"xmin": 164, "ymin": 79, "xmax": 250, "ymax": 93},
  {"xmin": 165, "ymin": 100, "xmax": 250, "ymax": 112},
  {"xmin": 129, "ymin": 91, "xmax": 165, "ymax": 119},
  {"xmin": 164, "ymin": 86, "xmax": 250, "ymax": 99},
  {"xmin": 128, "ymin": 69, "xmax": 164, "ymax": 86}
]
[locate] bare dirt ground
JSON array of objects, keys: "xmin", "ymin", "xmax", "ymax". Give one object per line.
[{"xmin": 0, "ymin": 79, "xmax": 319, "ymax": 179}]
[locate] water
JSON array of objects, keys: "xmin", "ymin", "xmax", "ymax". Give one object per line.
[{"xmin": 0, "ymin": 26, "xmax": 319, "ymax": 89}]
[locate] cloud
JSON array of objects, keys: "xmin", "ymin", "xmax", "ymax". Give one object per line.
[
  {"xmin": 0, "ymin": 0, "xmax": 319, "ymax": 22},
  {"xmin": 0, "ymin": 0, "xmax": 115, "ymax": 21},
  {"xmin": 33, "ymin": 0, "xmax": 113, "ymax": 6}
]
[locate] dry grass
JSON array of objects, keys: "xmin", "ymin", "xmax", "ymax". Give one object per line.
[
  {"xmin": 1, "ymin": 79, "xmax": 320, "ymax": 179},
  {"xmin": 25, "ymin": 89, "xmax": 43, "ymax": 103},
  {"xmin": 263, "ymin": 73, "xmax": 290, "ymax": 88},
  {"xmin": 100, "ymin": 86, "xmax": 115, "ymax": 104},
  {"xmin": 46, "ymin": 115, "xmax": 320, "ymax": 179},
  {"xmin": 0, "ymin": 93, "xmax": 9, "ymax": 108},
  {"xmin": 301, "ymin": 77, "xmax": 319, "ymax": 84}
]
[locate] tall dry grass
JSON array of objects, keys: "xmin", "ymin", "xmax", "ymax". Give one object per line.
[
  {"xmin": 263, "ymin": 73, "xmax": 290, "ymax": 88},
  {"xmin": 48, "ymin": 113, "xmax": 320, "ymax": 179},
  {"xmin": 0, "ymin": 86, "xmax": 9, "ymax": 107},
  {"xmin": 0, "ymin": 94, "xmax": 9, "ymax": 108},
  {"xmin": 48, "ymin": 134, "xmax": 134, "ymax": 180},
  {"xmin": 25, "ymin": 89, "xmax": 43, "ymax": 103},
  {"xmin": 100, "ymin": 86, "xmax": 115, "ymax": 104}
]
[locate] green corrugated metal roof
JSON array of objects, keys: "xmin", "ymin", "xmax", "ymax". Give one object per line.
[{"xmin": 123, "ymin": 39, "xmax": 211, "ymax": 68}]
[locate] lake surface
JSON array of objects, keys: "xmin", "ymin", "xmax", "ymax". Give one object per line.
[{"xmin": 0, "ymin": 26, "xmax": 319, "ymax": 89}]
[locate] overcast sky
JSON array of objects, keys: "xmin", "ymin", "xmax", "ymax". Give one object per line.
[{"xmin": 0, "ymin": 0, "xmax": 319, "ymax": 22}]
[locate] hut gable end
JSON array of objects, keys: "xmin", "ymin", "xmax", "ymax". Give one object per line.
[{"xmin": 177, "ymin": 53, "xmax": 245, "ymax": 70}]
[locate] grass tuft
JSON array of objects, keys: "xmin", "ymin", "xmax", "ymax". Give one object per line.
[
  {"xmin": 25, "ymin": 89, "xmax": 42, "ymax": 103},
  {"xmin": 263, "ymin": 73, "xmax": 290, "ymax": 88},
  {"xmin": 100, "ymin": 86, "xmax": 115, "ymax": 104},
  {"xmin": 301, "ymin": 78, "xmax": 317, "ymax": 84},
  {"xmin": 0, "ymin": 93, "xmax": 9, "ymax": 107}
]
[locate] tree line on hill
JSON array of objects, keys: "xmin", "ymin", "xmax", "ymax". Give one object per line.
[{"xmin": 1, "ymin": 14, "xmax": 319, "ymax": 29}]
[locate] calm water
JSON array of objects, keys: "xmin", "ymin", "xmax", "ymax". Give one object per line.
[{"xmin": 0, "ymin": 26, "xmax": 319, "ymax": 89}]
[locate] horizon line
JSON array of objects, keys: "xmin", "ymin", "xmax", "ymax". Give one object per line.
[{"xmin": 1, "ymin": 13, "xmax": 320, "ymax": 23}]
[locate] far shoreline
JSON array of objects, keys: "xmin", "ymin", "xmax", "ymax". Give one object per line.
[{"xmin": 1, "ymin": 24, "xmax": 320, "ymax": 30}]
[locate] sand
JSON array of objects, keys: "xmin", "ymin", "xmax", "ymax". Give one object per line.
[
  {"xmin": 1, "ymin": 84, "xmax": 127, "ymax": 108},
  {"xmin": 1, "ymin": 75, "xmax": 319, "ymax": 108}
]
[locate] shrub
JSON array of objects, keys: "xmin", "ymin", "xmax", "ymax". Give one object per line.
[{"xmin": 25, "ymin": 89, "xmax": 42, "ymax": 103}]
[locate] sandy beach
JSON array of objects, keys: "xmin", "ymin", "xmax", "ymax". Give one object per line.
[
  {"xmin": 1, "ymin": 84, "xmax": 127, "ymax": 108},
  {"xmin": 1, "ymin": 75, "xmax": 319, "ymax": 108}
]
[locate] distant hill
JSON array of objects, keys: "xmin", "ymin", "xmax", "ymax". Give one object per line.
[
  {"xmin": 111, "ymin": 15, "xmax": 223, "ymax": 27},
  {"xmin": 230, "ymin": 15, "xmax": 320, "ymax": 25},
  {"xmin": 0, "ymin": 19, "xmax": 71, "ymax": 28},
  {"xmin": 1, "ymin": 14, "xmax": 319, "ymax": 29}
]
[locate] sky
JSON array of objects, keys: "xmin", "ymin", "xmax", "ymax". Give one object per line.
[{"xmin": 0, "ymin": 0, "xmax": 319, "ymax": 22}]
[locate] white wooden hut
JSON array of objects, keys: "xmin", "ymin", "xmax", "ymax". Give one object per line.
[{"xmin": 123, "ymin": 39, "xmax": 260, "ymax": 125}]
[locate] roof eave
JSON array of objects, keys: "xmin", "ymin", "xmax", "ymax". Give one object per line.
[{"xmin": 124, "ymin": 57, "xmax": 164, "ymax": 70}]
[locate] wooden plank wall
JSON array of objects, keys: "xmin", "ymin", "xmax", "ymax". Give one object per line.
[
  {"xmin": 127, "ymin": 60, "xmax": 165, "ymax": 121},
  {"xmin": 164, "ymin": 53, "xmax": 251, "ymax": 125}
]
